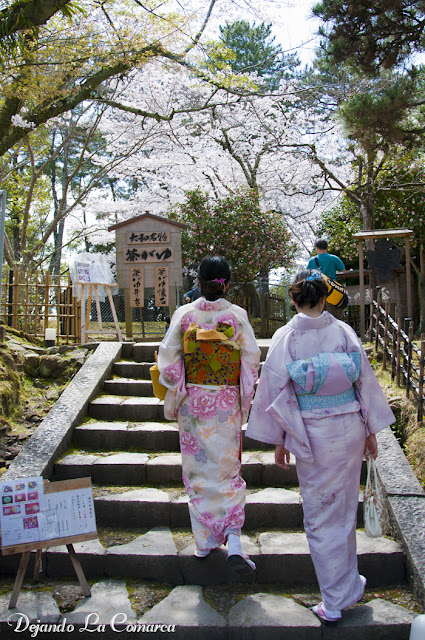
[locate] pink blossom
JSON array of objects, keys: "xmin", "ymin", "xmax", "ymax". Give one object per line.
[
  {"xmin": 162, "ymin": 360, "xmax": 183, "ymax": 384},
  {"xmin": 216, "ymin": 313, "xmax": 239, "ymax": 334},
  {"xmin": 182, "ymin": 472, "xmax": 191, "ymax": 492},
  {"xmin": 216, "ymin": 388, "xmax": 239, "ymax": 412},
  {"xmin": 181, "ymin": 312, "xmax": 197, "ymax": 332},
  {"xmin": 224, "ymin": 504, "xmax": 245, "ymax": 528},
  {"xmin": 180, "ymin": 432, "xmax": 200, "ymax": 456},
  {"xmin": 188, "ymin": 388, "xmax": 216, "ymax": 420}
]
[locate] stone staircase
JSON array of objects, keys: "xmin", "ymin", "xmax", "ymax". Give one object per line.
[{"xmin": 2, "ymin": 341, "xmax": 419, "ymax": 638}]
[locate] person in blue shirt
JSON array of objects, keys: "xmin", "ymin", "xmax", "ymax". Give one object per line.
[
  {"xmin": 183, "ymin": 285, "xmax": 201, "ymax": 303},
  {"xmin": 307, "ymin": 239, "xmax": 345, "ymax": 279}
]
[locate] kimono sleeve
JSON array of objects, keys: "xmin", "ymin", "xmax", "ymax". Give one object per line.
[
  {"xmin": 235, "ymin": 308, "xmax": 261, "ymax": 423},
  {"xmin": 354, "ymin": 346, "xmax": 396, "ymax": 435},
  {"xmin": 157, "ymin": 308, "xmax": 186, "ymax": 420}
]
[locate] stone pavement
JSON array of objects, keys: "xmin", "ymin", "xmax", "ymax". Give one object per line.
[
  {"xmin": 0, "ymin": 340, "xmax": 423, "ymax": 638},
  {"xmin": 0, "ymin": 579, "xmax": 418, "ymax": 639}
]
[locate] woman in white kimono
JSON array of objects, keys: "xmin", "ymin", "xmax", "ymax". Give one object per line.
[
  {"xmin": 158, "ymin": 256, "xmax": 261, "ymax": 576},
  {"xmin": 246, "ymin": 270, "xmax": 395, "ymax": 623}
]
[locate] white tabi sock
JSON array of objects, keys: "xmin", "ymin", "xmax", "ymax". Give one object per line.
[{"xmin": 227, "ymin": 533, "xmax": 243, "ymax": 557}]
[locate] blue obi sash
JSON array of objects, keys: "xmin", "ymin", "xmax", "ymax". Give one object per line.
[{"xmin": 287, "ymin": 352, "xmax": 361, "ymax": 412}]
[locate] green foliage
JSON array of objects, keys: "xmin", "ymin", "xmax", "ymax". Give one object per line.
[
  {"xmin": 316, "ymin": 151, "xmax": 425, "ymax": 262},
  {"xmin": 313, "ymin": 0, "xmax": 425, "ymax": 74},
  {"xmin": 218, "ymin": 20, "xmax": 299, "ymax": 90},
  {"xmin": 338, "ymin": 72, "xmax": 421, "ymax": 150},
  {"xmin": 168, "ymin": 187, "xmax": 298, "ymax": 282}
]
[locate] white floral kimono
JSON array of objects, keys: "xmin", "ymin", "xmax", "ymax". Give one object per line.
[
  {"xmin": 246, "ymin": 311, "xmax": 395, "ymax": 611},
  {"xmin": 158, "ymin": 296, "xmax": 260, "ymax": 550}
]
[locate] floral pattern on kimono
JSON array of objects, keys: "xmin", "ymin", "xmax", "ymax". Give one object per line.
[{"xmin": 158, "ymin": 296, "xmax": 260, "ymax": 550}]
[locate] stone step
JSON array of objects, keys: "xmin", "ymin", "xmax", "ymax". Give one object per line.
[
  {"xmin": 92, "ymin": 486, "xmax": 365, "ymax": 531},
  {"xmin": 88, "ymin": 396, "xmax": 164, "ymax": 421},
  {"xmin": 113, "ymin": 361, "xmax": 152, "ymax": 379},
  {"xmin": 0, "ymin": 527, "xmax": 405, "ymax": 590},
  {"xmin": 103, "ymin": 378, "xmax": 154, "ymax": 396},
  {"xmin": 53, "ymin": 451, "xmax": 300, "ymax": 487},
  {"xmin": 72, "ymin": 421, "xmax": 274, "ymax": 452},
  {"xmin": 0, "ymin": 579, "xmax": 417, "ymax": 640}
]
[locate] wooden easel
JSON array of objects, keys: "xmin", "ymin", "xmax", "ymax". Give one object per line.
[
  {"xmin": 78, "ymin": 282, "xmax": 122, "ymax": 343},
  {"xmin": 2, "ymin": 478, "xmax": 97, "ymax": 609}
]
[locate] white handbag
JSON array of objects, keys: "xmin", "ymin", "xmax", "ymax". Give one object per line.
[{"xmin": 363, "ymin": 457, "xmax": 385, "ymax": 538}]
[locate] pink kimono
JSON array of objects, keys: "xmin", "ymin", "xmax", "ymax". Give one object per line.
[
  {"xmin": 246, "ymin": 311, "xmax": 395, "ymax": 611},
  {"xmin": 158, "ymin": 296, "xmax": 260, "ymax": 551}
]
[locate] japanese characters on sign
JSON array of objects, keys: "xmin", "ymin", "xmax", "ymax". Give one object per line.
[
  {"xmin": 130, "ymin": 267, "xmax": 144, "ymax": 308},
  {"xmin": 124, "ymin": 246, "xmax": 174, "ymax": 264},
  {"xmin": 155, "ymin": 266, "xmax": 169, "ymax": 307},
  {"xmin": 127, "ymin": 232, "xmax": 170, "ymax": 245}
]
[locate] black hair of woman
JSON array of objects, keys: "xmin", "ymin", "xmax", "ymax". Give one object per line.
[
  {"xmin": 197, "ymin": 256, "xmax": 231, "ymax": 301},
  {"xmin": 289, "ymin": 269, "xmax": 328, "ymax": 309}
]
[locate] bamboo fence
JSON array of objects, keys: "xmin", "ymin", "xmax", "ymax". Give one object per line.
[
  {"xmin": 0, "ymin": 269, "xmax": 81, "ymax": 342},
  {"xmin": 370, "ymin": 286, "xmax": 425, "ymax": 423}
]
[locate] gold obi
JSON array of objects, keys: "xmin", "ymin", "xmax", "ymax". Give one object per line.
[{"xmin": 182, "ymin": 322, "xmax": 241, "ymax": 386}]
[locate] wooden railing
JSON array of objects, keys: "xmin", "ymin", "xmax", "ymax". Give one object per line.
[
  {"xmin": 1, "ymin": 269, "xmax": 81, "ymax": 342},
  {"xmin": 370, "ymin": 287, "xmax": 424, "ymax": 422}
]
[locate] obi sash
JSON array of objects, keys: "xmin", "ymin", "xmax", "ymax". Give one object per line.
[
  {"xmin": 287, "ymin": 352, "xmax": 361, "ymax": 412},
  {"xmin": 182, "ymin": 322, "xmax": 241, "ymax": 386}
]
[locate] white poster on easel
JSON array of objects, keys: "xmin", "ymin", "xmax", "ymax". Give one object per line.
[{"xmin": 0, "ymin": 477, "xmax": 96, "ymax": 549}]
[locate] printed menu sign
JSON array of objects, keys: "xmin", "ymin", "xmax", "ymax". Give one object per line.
[{"xmin": 0, "ymin": 477, "xmax": 96, "ymax": 548}]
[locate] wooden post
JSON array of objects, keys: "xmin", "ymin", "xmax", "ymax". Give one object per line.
[
  {"xmin": 9, "ymin": 552, "xmax": 31, "ymax": 609},
  {"xmin": 417, "ymin": 334, "xmax": 425, "ymax": 423},
  {"xmin": 405, "ymin": 235, "xmax": 413, "ymax": 322},
  {"xmin": 358, "ymin": 239, "xmax": 365, "ymax": 341},
  {"xmin": 12, "ymin": 268, "xmax": 19, "ymax": 329},
  {"xmin": 24, "ymin": 272, "xmax": 29, "ymax": 334},
  {"xmin": 391, "ymin": 306, "xmax": 398, "ymax": 381},
  {"xmin": 34, "ymin": 271, "xmax": 39, "ymax": 337},
  {"xmin": 403, "ymin": 317, "xmax": 411, "ymax": 375},
  {"xmin": 66, "ymin": 544, "xmax": 91, "ymax": 596},
  {"xmin": 43, "ymin": 270, "xmax": 50, "ymax": 334},
  {"xmin": 105, "ymin": 284, "xmax": 122, "ymax": 341},
  {"xmin": 374, "ymin": 287, "xmax": 382, "ymax": 351},
  {"xmin": 124, "ymin": 288, "xmax": 133, "ymax": 339},
  {"xmin": 396, "ymin": 313, "xmax": 402, "ymax": 387},
  {"xmin": 406, "ymin": 320, "xmax": 413, "ymax": 398},
  {"xmin": 369, "ymin": 286, "xmax": 375, "ymax": 341},
  {"xmin": 383, "ymin": 298, "xmax": 390, "ymax": 370},
  {"xmin": 80, "ymin": 283, "xmax": 87, "ymax": 344}
]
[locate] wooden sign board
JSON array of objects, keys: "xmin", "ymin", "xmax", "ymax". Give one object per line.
[
  {"xmin": 130, "ymin": 267, "xmax": 144, "ymax": 308},
  {"xmin": 109, "ymin": 213, "xmax": 186, "ymax": 289},
  {"xmin": 155, "ymin": 266, "xmax": 169, "ymax": 307},
  {"xmin": 124, "ymin": 246, "xmax": 174, "ymax": 264},
  {"xmin": 127, "ymin": 231, "xmax": 170, "ymax": 245}
]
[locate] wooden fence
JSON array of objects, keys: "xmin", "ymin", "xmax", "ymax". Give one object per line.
[
  {"xmin": 1, "ymin": 269, "xmax": 81, "ymax": 342},
  {"xmin": 370, "ymin": 287, "xmax": 425, "ymax": 423}
]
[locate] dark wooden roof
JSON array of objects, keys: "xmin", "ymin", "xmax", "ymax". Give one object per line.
[{"xmin": 108, "ymin": 212, "xmax": 187, "ymax": 232}]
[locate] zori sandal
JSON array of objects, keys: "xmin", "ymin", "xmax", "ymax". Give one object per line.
[
  {"xmin": 311, "ymin": 603, "xmax": 341, "ymax": 625},
  {"xmin": 227, "ymin": 554, "xmax": 256, "ymax": 577}
]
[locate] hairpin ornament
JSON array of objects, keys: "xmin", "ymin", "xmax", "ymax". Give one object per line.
[
  {"xmin": 306, "ymin": 270, "xmax": 323, "ymax": 282},
  {"xmin": 213, "ymin": 278, "xmax": 226, "ymax": 285}
]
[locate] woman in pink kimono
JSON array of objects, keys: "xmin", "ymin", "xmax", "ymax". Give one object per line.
[
  {"xmin": 246, "ymin": 270, "xmax": 395, "ymax": 623},
  {"xmin": 158, "ymin": 256, "xmax": 260, "ymax": 576}
]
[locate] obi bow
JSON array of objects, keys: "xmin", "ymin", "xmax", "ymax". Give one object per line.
[
  {"xmin": 287, "ymin": 352, "xmax": 361, "ymax": 396},
  {"xmin": 182, "ymin": 322, "xmax": 240, "ymax": 373}
]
